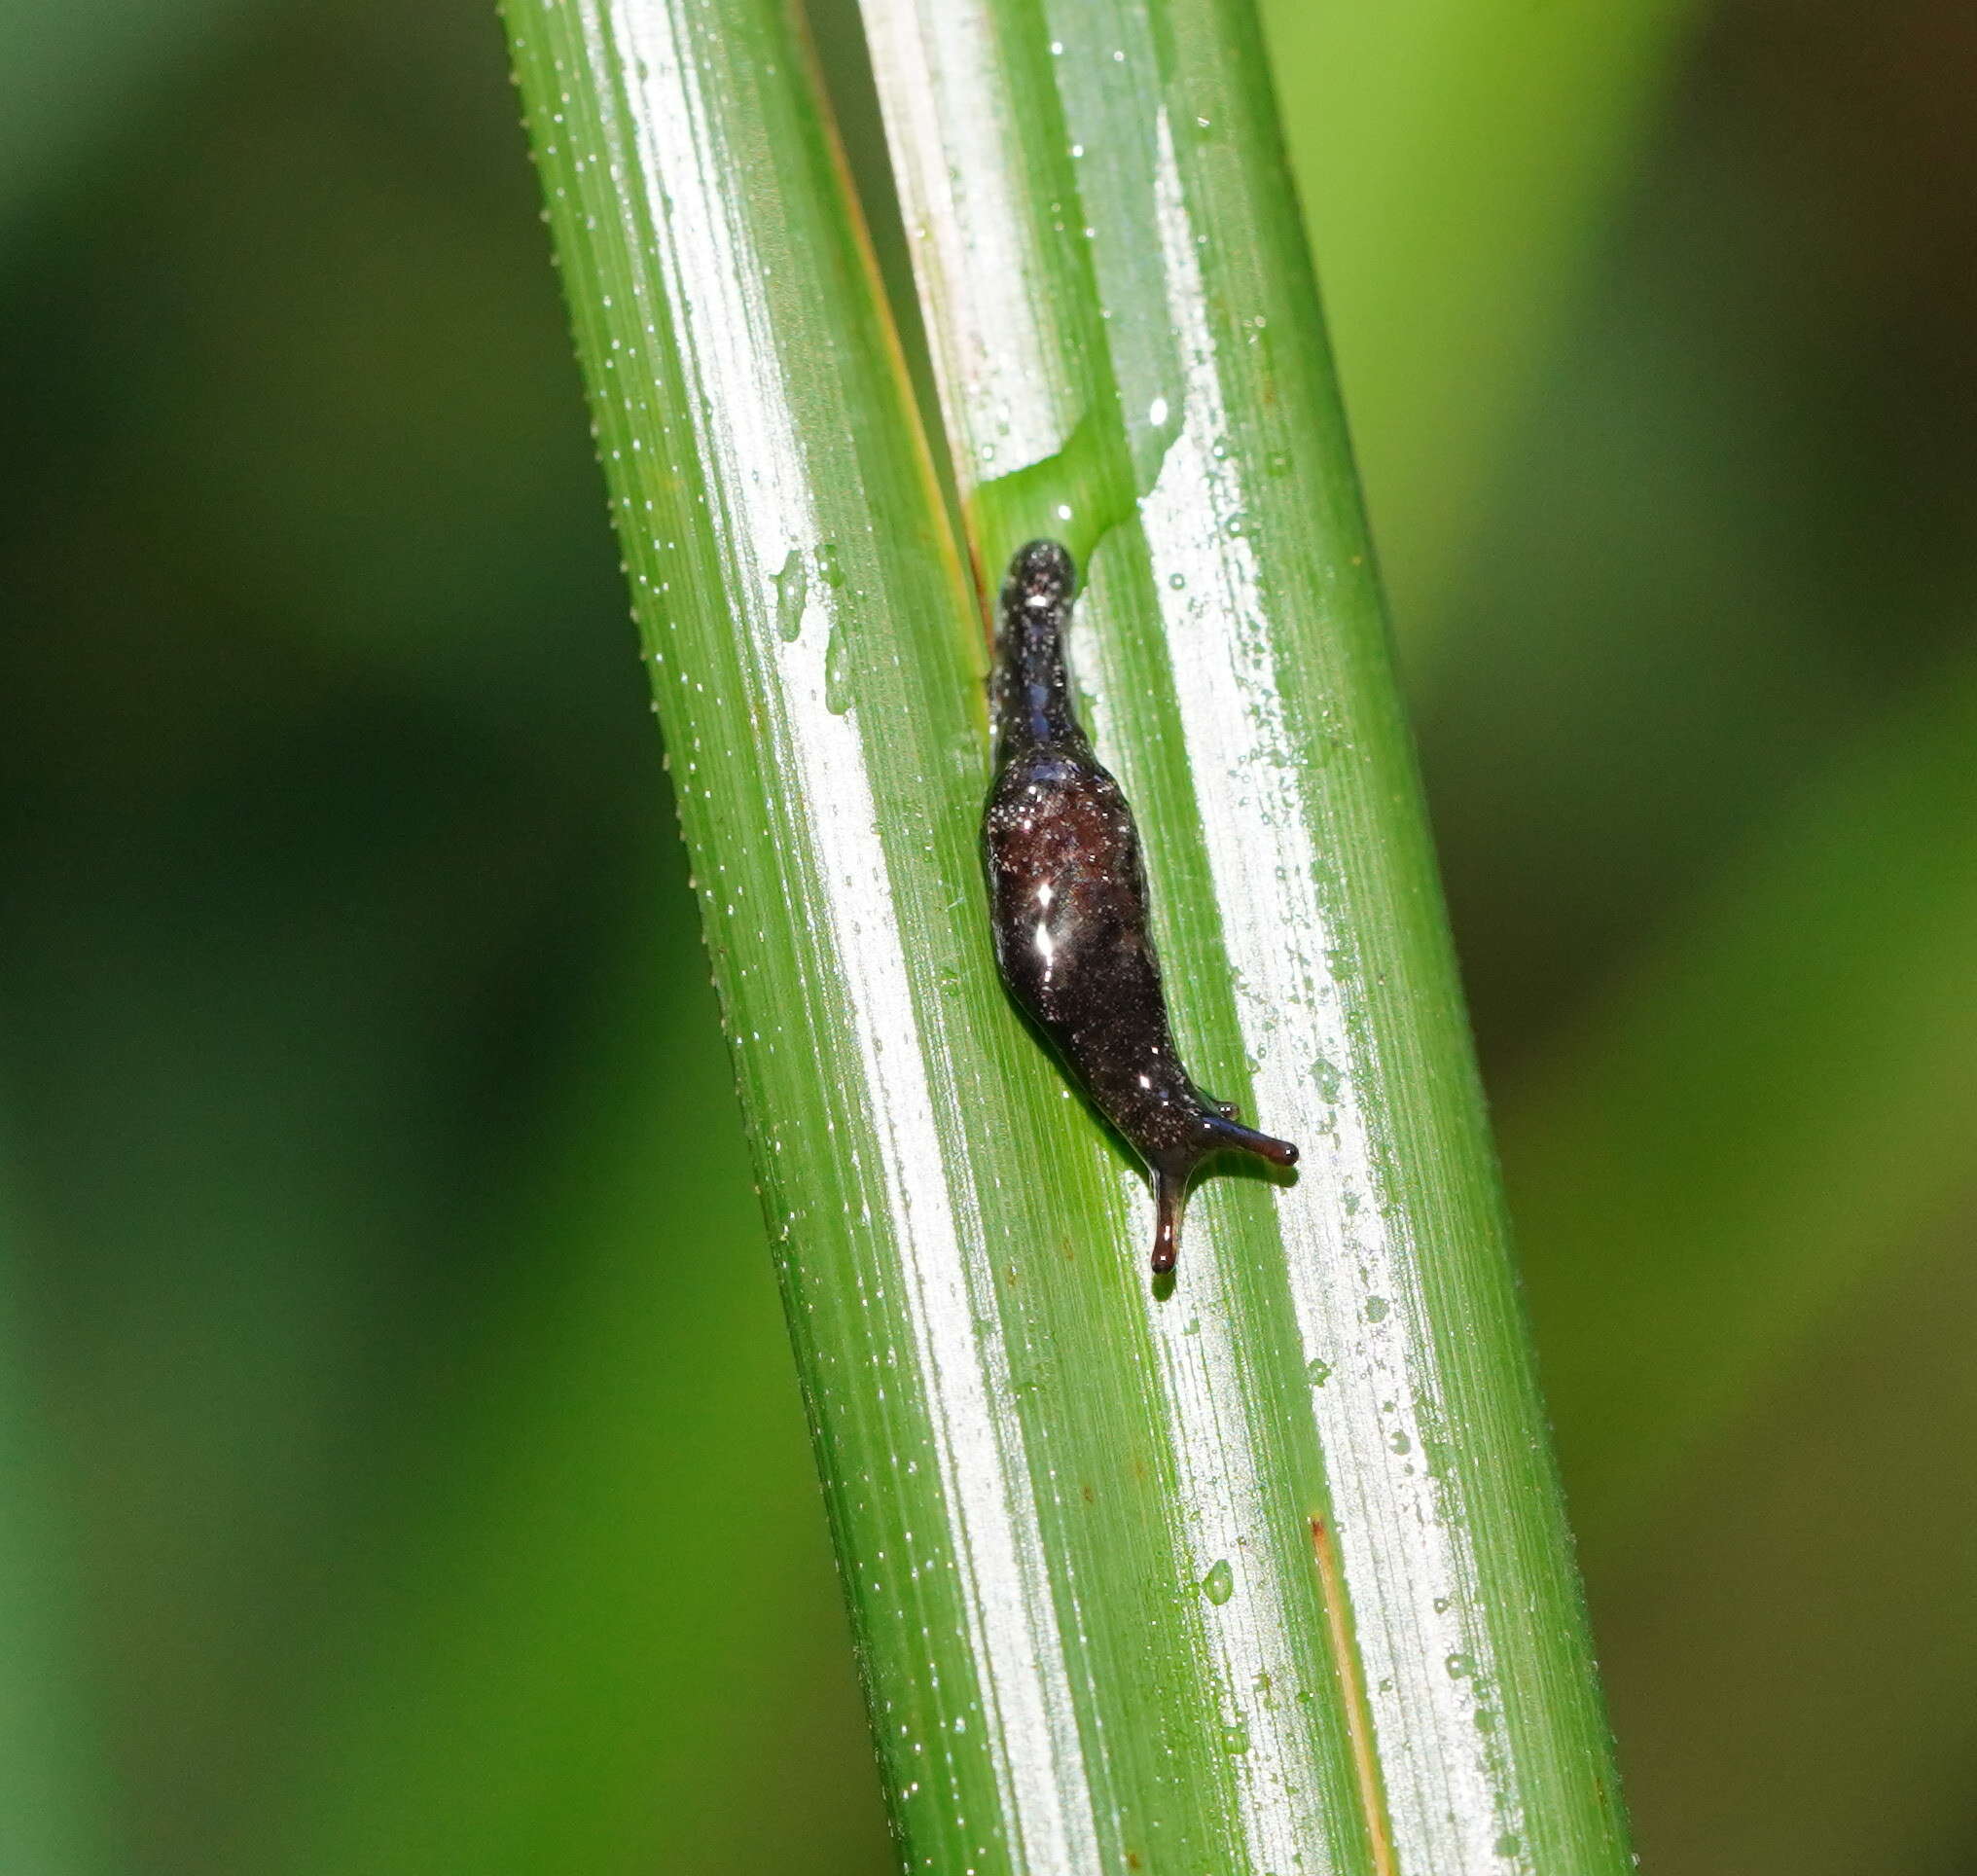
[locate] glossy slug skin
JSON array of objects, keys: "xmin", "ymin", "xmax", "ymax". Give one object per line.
[{"xmin": 982, "ymin": 540, "xmax": 1298, "ymax": 1275}]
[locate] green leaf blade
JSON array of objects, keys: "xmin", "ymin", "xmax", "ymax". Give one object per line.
[
  {"xmin": 508, "ymin": 0, "xmax": 1636, "ymax": 1866},
  {"xmin": 860, "ymin": 2, "xmax": 1636, "ymax": 1871},
  {"xmin": 507, "ymin": 3, "xmax": 1346, "ymax": 1870}
]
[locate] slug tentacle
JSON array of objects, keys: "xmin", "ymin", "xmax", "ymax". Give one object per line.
[{"xmin": 982, "ymin": 539, "xmax": 1298, "ymax": 1278}]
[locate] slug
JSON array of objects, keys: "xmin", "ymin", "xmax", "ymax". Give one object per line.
[{"xmin": 982, "ymin": 539, "xmax": 1298, "ymax": 1276}]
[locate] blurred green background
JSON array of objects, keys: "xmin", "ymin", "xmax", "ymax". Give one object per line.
[{"xmin": 3, "ymin": 2, "xmax": 1974, "ymax": 1872}]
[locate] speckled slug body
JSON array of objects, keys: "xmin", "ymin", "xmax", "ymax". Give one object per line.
[{"xmin": 983, "ymin": 540, "xmax": 1298, "ymax": 1275}]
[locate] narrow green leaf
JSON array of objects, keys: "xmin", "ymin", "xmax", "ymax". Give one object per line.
[
  {"xmin": 502, "ymin": 6, "xmax": 1215, "ymax": 1870},
  {"xmin": 859, "ymin": 1, "xmax": 1631, "ymax": 1869},
  {"xmin": 505, "ymin": 0, "xmax": 1630, "ymax": 1869}
]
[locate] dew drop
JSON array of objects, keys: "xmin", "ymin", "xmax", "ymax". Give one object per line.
[
  {"xmin": 773, "ymin": 546, "xmax": 807, "ymax": 641},
  {"xmin": 1200, "ymin": 1559, "xmax": 1235, "ymax": 1605},
  {"xmin": 825, "ymin": 626, "xmax": 853, "ymax": 714}
]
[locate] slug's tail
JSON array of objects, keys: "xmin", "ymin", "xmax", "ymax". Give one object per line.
[
  {"xmin": 1204, "ymin": 1112, "xmax": 1300, "ymax": 1170},
  {"xmin": 1148, "ymin": 1117, "xmax": 1299, "ymax": 1275},
  {"xmin": 1151, "ymin": 1171, "xmax": 1185, "ymax": 1276}
]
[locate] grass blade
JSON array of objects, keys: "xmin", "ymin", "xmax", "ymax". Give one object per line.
[
  {"xmin": 502, "ymin": 4, "xmax": 1271, "ymax": 1868},
  {"xmin": 505, "ymin": 0, "xmax": 1634, "ymax": 1866},
  {"xmin": 859, "ymin": 2, "xmax": 1634, "ymax": 1869}
]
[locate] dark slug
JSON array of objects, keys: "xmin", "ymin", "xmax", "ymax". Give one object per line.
[{"xmin": 982, "ymin": 540, "xmax": 1298, "ymax": 1276}]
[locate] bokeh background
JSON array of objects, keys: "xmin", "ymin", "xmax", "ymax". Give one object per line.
[{"xmin": 4, "ymin": 2, "xmax": 1974, "ymax": 1872}]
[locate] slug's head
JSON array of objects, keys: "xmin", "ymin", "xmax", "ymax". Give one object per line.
[
  {"xmin": 994, "ymin": 541, "xmax": 1081, "ymax": 751},
  {"xmin": 1001, "ymin": 539, "xmax": 1076, "ymax": 620}
]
